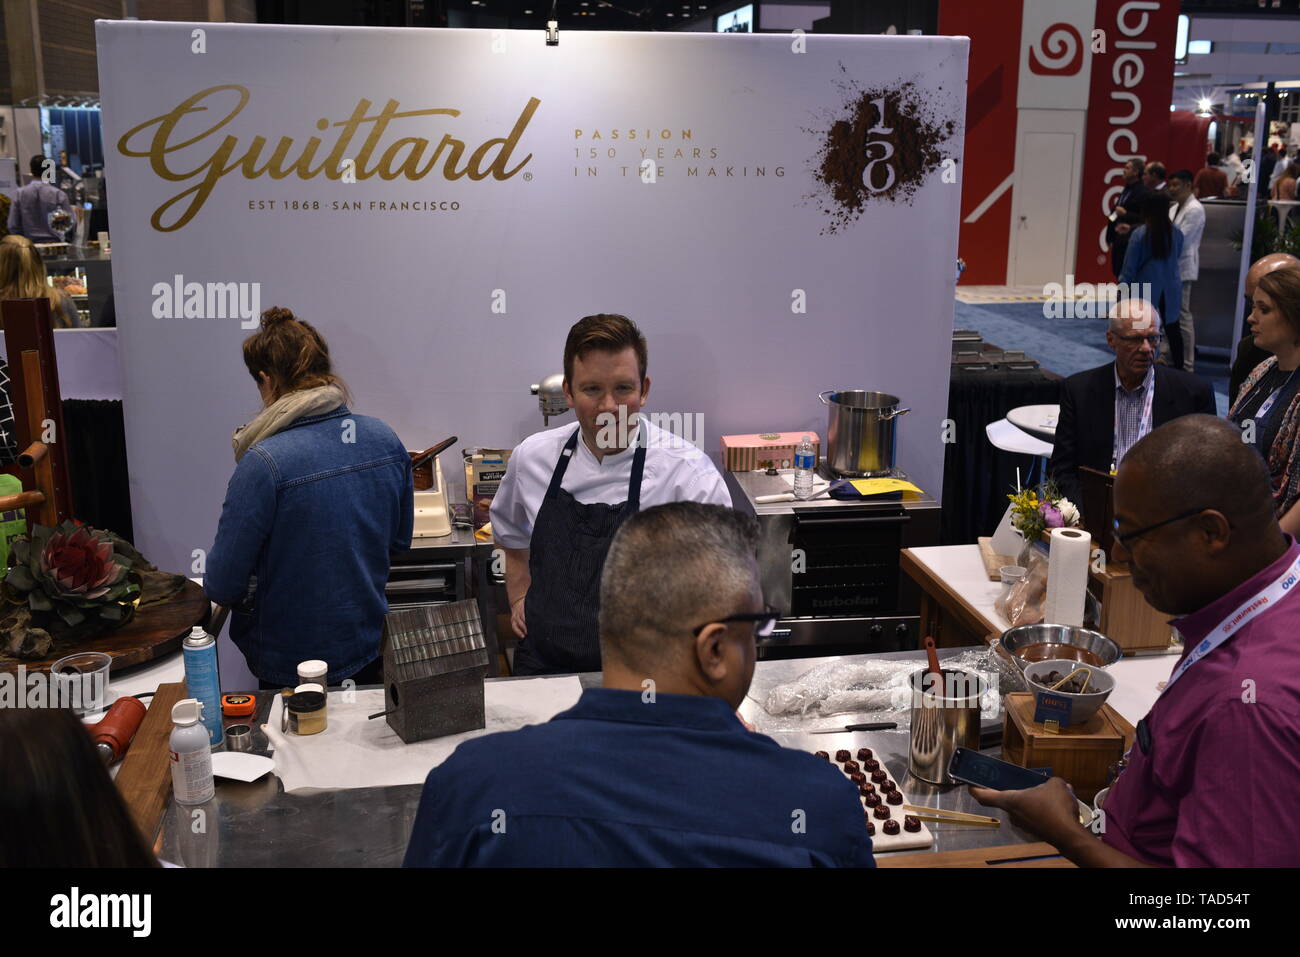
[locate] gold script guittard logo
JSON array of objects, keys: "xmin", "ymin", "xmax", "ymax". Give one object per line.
[{"xmin": 118, "ymin": 85, "xmax": 541, "ymax": 232}]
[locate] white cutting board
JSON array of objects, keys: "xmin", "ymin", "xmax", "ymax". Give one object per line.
[{"xmin": 816, "ymin": 749, "xmax": 934, "ymax": 852}]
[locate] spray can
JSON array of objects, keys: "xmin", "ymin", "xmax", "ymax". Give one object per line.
[
  {"xmin": 169, "ymin": 698, "xmax": 215, "ymax": 805},
  {"xmin": 182, "ymin": 625, "xmax": 223, "ymax": 747}
]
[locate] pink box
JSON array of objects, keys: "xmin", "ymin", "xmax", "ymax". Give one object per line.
[{"xmin": 721, "ymin": 432, "xmax": 820, "ymax": 472}]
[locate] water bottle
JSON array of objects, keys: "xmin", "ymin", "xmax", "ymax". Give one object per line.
[
  {"xmin": 169, "ymin": 698, "xmax": 215, "ymax": 805},
  {"xmin": 793, "ymin": 435, "xmax": 816, "ymax": 500},
  {"xmin": 182, "ymin": 626, "xmax": 223, "ymax": 748}
]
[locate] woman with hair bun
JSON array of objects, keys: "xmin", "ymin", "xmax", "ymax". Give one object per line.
[{"xmin": 205, "ymin": 307, "xmax": 412, "ymax": 687}]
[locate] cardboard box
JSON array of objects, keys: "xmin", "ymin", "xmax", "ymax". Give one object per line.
[{"xmin": 721, "ymin": 432, "xmax": 820, "ymax": 471}]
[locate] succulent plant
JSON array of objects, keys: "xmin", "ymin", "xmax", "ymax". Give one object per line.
[{"xmin": 2, "ymin": 521, "xmax": 140, "ymax": 629}]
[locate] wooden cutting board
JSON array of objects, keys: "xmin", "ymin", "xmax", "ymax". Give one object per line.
[
  {"xmin": 878, "ymin": 840, "xmax": 1074, "ymax": 867},
  {"xmin": 115, "ymin": 680, "xmax": 188, "ymax": 845},
  {"xmin": 0, "ymin": 579, "xmax": 209, "ymax": 673}
]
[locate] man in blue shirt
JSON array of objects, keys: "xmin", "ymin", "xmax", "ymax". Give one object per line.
[
  {"xmin": 6, "ymin": 156, "xmax": 74, "ymax": 242},
  {"xmin": 404, "ymin": 502, "xmax": 874, "ymax": 867}
]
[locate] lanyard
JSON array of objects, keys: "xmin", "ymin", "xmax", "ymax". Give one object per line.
[
  {"xmin": 1116, "ymin": 549, "xmax": 1300, "ymax": 773},
  {"xmin": 1162, "ymin": 551, "xmax": 1300, "ymax": 696},
  {"xmin": 1255, "ymin": 368, "xmax": 1299, "ymax": 424},
  {"xmin": 1111, "ymin": 372, "xmax": 1155, "ymax": 473}
]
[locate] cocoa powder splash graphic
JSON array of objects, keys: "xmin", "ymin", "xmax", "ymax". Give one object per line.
[{"xmin": 806, "ymin": 69, "xmax": 958, "ymax": 234}]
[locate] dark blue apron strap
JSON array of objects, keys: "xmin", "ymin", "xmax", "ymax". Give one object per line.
[
  {"xmin": 627, "ymin": 433, "xmax": 648, "ymax": 512},
  {"xmin": 543, "ymin": 426, "xmax": 582, "ymax": 501}
]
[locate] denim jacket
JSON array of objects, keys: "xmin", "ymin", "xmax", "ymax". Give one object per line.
[{"xmin": 205, "ymin": 405, "xmax": 413, "ymax": 685}]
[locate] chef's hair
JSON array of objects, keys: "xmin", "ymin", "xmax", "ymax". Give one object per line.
[
  {"xmin": 242, "ymin": 306, "xmax": 351, "ymax": 403},
  {"xmin": 1145, "ymin": 161, "xmax": 1166, "ymax": 181},
  {"xmin": 599, "ymin": 502, "xmax": 759, "ymax": 667},
  {"xmin": 1123, "ymin": 415, "xmax": 1277, "ymax": 531},
  {"xmin": 564, "ymin": 313, "xmax": 648, "ymax": 384}
]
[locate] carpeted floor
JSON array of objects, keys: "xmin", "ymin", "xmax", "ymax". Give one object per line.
[{"xmin": 953, "ymin": 299, "xmax": 1232, "ymax": 415}]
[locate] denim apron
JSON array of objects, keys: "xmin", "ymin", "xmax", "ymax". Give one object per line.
[{"xmin": 514, "ymin": 425, "xmax": 646, "ymax": 675}]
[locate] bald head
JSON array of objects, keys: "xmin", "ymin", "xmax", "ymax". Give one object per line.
[
  {"xmin": 1108, "ymin": 298, "xmax": 1161, "ymax": 334},
  {"xmin": 1122, "ymin": 415, "xmax": 1276, "ymax": 531},
  {"xmin": 1114, "ymin": 415, "xmax": 1285, "ymax": 615},
  {"xmin": 1247, "ymin": 253, "xmax": 1300, "ymax": 296}
]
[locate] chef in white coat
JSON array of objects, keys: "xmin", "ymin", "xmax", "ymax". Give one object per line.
[{"xmin": 490, "ymin": 314, "xmax": 733, "ymax": 675}]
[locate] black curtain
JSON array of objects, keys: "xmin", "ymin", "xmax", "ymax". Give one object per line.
[
  {"xmin": 941, "ymin": 367, "xmax": 1063, "ymax": 545},
  {"xmin": 63, "ymin": 399, "xmax": 133, "ymax": 542}
]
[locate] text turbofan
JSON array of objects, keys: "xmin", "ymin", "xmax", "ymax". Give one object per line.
[{"xmin": 117, "ymin": 85, "xmax": 541, "ymax": 231}]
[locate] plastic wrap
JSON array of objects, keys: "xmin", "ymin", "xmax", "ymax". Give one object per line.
[{"xmin": 759, "ymin": 649, "xmax": 1002, "ymax": 727}]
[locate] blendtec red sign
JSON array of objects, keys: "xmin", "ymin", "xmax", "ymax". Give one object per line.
[{"xmin": 1075, "ymin": 0, "xmax": 1179, "ymax": 283}]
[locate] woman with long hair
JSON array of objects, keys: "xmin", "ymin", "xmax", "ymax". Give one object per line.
[
  {"xmin": 1229, "ymin": 265, "xmax": 1300, "ymax": 536},
  {"xmin": 0, "ymin": 707, "xmax": 159, "ymax": 867},
  {"xmin": 1119, "ymin": 192, "xmax": 1185, "ymax": 368},
  {"xmin": 0, "ymin": 234, "xmax": 80, "ymax": 328},
  {"xmin": 205, "ymin": 306, "xmax": 413, "ymax": 688}
]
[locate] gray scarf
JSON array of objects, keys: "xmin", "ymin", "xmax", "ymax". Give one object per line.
[{"xmin": 232, "ymin": 384, "xmax": 347, "ymax": 462}]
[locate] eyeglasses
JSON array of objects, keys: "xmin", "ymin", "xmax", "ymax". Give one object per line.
[
  {"xmin": 1112, "ymin": 509, "xmax": 1206, "ymax": 549},
  {"xmin": 1113, "ymin": 332, "xmax": 1164, "ymax": 347},
  {"xmin": 692, "ymin": 605, "xmax": 778, "ymax": 638}
]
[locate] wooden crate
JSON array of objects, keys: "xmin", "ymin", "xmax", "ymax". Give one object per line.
[
  {"xmin": 1087, "ymin": 562, "xmax": 1174, "ymax": 653},
  {"xmin": 1001, "ymin": 692, "xmax": 1127, "ymax": 802}
]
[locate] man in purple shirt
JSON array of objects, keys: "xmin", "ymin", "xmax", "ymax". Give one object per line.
[
  {"xmin": 6, "ymin": 155, "xmax": 73, "ymax": 242},
  {"xmin": 973, "ymin": 415, "xmax": 1300, "ymax": 866}
]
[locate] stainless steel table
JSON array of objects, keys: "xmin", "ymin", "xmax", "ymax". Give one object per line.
[{"xmin": 157, "ymin": 646, "xmax": 1039, "ymax": 866}]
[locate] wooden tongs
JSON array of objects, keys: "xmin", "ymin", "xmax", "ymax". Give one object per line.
[{"xmin": 1049, "ymin": 667, "xmax": 1092, "ymax": 694}]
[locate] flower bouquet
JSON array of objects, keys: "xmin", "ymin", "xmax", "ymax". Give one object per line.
[{"xmin": 1006, "ymin": 480, "xmax": 1080, "ymax": 563}]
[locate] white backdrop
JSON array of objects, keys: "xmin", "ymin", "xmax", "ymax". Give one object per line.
[{"xmin": 97, "ymin": 22, "xmax": 966, "ymax": 682}]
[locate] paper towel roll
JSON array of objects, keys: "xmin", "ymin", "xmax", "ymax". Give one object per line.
[{"xmin": 1044, "ymin": 527, "xmax": 1092, "ymax": 626}]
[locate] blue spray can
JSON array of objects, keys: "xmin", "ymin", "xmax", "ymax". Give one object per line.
[{"xmin": 183, "ymin": 626, "xmax": 223, "ymax": 747}]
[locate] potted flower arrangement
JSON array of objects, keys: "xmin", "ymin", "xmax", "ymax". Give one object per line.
[
  {"xmin": 1, "ymin": 521, "xmax": 142, "ymax": 659},
  {"xmin": 1006, "ymin": 480, "xmax": 1081, "ymax": 566}
]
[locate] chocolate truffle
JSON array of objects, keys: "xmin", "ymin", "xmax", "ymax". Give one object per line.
[
  {"xmin": 835, "ymin": 750, "xmax": 851, "ymax": 762},
  {"xmin": 849, "ymin": 772, "xmax": 866, "ymax": 785},
  {"xmin": 873, "ymin": 804, "xmax": 891, "ymax": 819},
  {"xmin": 903, "ymin": 815, "xmax": 921, "ymax": 833},
  {"xmin": 880, "ymin": 780, "xmax": 897, "ymax": 794},
  {"xmin": 887, "ymin": 790, "xmax": 904, "ymax": 805},
  {"xmin": 871, "ymin": 769, "xmax": 888, "ymax": 783},
  {"xmin": 842, "ymin": 760, "xmax": 860, "ymax": 774},
  {"xmin": 882, "ymin": 820, "xmax": 900, "ymax": 835},
  {"xmin": 859, "ymin": 782, "xmax": 876, "ymax": 795},
  {"xmin": 863, "ymin": 792, "xmax": 881, "ymax": 808},
  {"xmin": 814, "ymin": 751, "xmax": 830, "ymax": 760},
  {"xmin": 857, "ymin": 748, "xmax": 873, "ymax": 762},
  {"xmin": 864, "ymin": 759, "xmax": 880, "ymax": 772},
  {"xmin": 866, "ymin": 821, "xmax": 876, "ymax": 836}
]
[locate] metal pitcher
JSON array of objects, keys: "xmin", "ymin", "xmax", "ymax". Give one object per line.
[
  {"xmin": 818, "ymin": 390, "xmax": 910, "ymax": 477},
  {"xmin": 908, "ymin": 668, "xmax": 985, "ymax": 786}
]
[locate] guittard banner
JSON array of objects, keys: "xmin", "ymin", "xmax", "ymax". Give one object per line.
[{"xmin": 97, "ymin": 24, "xmax": 968, "ymax": 666}]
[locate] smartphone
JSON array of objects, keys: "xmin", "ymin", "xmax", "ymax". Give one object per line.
[{"xmin": 948, "ymin": 748, "xmax": 1051, "ymax": 791}]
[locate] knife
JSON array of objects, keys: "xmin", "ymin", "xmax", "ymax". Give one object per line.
[{"xmin": 809, "ymin": 722, "xmax": 898, "ymax": 733}]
